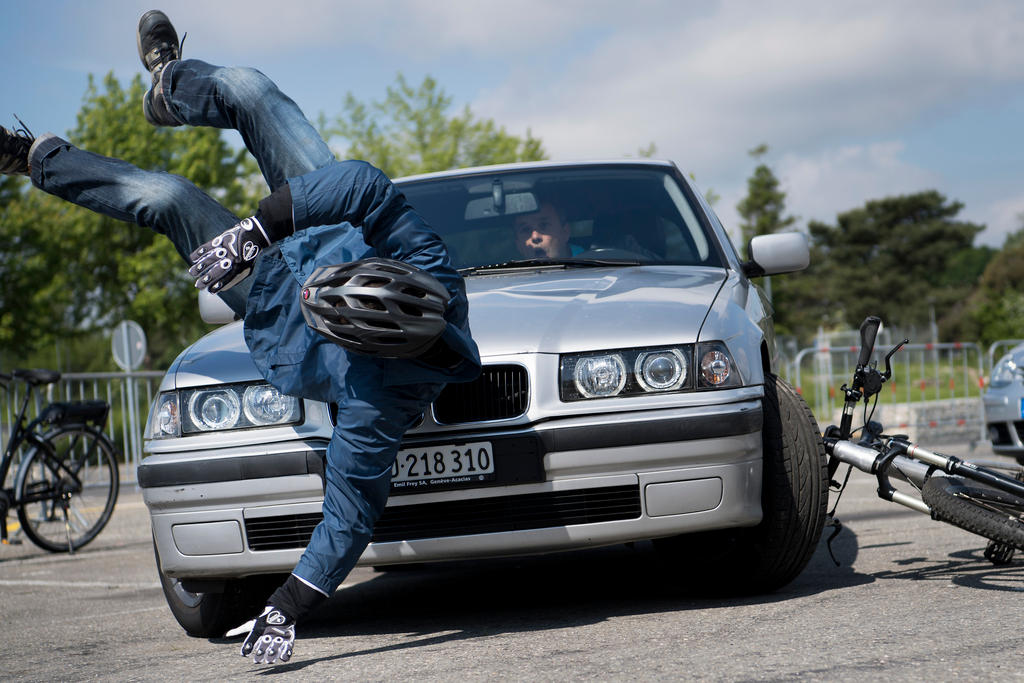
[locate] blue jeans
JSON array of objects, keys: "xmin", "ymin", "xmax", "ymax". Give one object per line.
[
  {"xmin": 29, "ymin": 59, "xmax": 335, "ymax": 316},
  {"xmin": 28, "ymin": 60, "xmax": 473, "ymax": 598}
]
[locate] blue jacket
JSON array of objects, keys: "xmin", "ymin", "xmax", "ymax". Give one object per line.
[{"xmin": 241, "ymin": 160, "xmax": 481, "ymax": 404}]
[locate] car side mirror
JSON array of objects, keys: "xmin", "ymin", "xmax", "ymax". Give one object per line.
[
  {"xmin": 199, "ymin": 290, "xmax": 240, "ymax": 324},
  {"xmin": 741, "ymin": 232, "xmax": 810, "ymax": 277}
]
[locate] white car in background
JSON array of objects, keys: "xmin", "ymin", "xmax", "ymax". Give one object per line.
[
  {"xmin": 141, "ymin": 160, "xmax": 826, "ymax": 636},
  {"xmin": 984, "ymin": 342, "xmax": 1024, "ymax": 463}
]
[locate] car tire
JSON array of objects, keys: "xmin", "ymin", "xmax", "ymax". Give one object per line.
[
  {"xmin": 654, "ymin": 373, "xmax": 828, "ymax": 593},
  {"xmin": 153, "ymin": 540, "xmax": 281, "ymax": 637}
]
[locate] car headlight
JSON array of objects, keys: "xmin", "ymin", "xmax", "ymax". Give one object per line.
[
  {"xmin": 147, "ymin": 383, "xmax": 302, "ymax": 438},
  {"xmin": 561, "ymin": 343, "xmax": 742, "ymax": 401},
  {"xmin": 243, "ymin": 384, "xmax": 300, "ymax": 425},
  {"xmin": 635, "ymin": 349, "xmax": 688, "ymax": 391},
  {"xmin": 573, "ymin": 354, "xmax": 628, "ymax": 398},
  {"xmin": 189, "ymin": 388, "xmax": 241, "ymax": 431},
  {"xmin": 149, "ymin": 392, "xmax": 181, "ymax": 438}
]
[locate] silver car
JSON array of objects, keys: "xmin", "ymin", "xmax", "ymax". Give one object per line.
[
  {"xmin": 984, "ymin": 343, "xmax": 1024, "ymax": 462},
  {"xmin": 141, "ymin": 160, "xmax": 827, "ymax": 636}
]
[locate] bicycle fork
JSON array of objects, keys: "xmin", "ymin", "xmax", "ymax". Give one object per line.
[{"xmin": 826, "ymin": 439, "xmax": 934, "ymax": 514}]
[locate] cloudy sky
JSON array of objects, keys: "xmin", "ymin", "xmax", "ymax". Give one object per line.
[{"xmin": 4, "ymin": 0, "xmax": 1023, "ymax": 246}]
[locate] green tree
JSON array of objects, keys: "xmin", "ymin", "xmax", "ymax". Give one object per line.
[
  {"xmin": 937, "ymin": 245, "xmax": 995, "ymax": 289},
  {"xmin": 328, "ymin": 73, "xmax": 546, "ymax": 178},
  {"xmin": 736, "ymin": 144, "xmax": 796, "ymax": 246},
  {"xmin": 949, "ymin": 217, "xmax": 1024, "ymax": 344},
  {"xmin": 733, "ymin": 144, "xmax": 813, "ymax": 339},
  {"xmin": 765, "ymin": 241, "xmax": 835, "ymax": 343},
  {"xmin": 0, "ymin": 72, "xmax": 259, "ymax": 369},
  {"xmin": 808, "ymin": 191, "xmax": 984, "ymax": 331},
  {"xmin": 1002, "ymin": 220, "xmax": 1024, "ymax": 250},
  {"xmin": 0, "ymin": 175, "xmax": 21, "ymax": 207},
  {"xmin": 637, "ymin": 141, "xmax": 658, "ymax": 158}
]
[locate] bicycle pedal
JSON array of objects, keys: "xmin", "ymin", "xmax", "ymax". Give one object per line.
[{"xmin": 984, "ymin": 540, "xmax": 1015, "ymax": 565}]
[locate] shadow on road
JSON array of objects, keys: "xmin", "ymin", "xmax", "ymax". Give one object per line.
[
  {"xmin": 871, "ymin": 546, "xmax": 1024, "ymax": 593},
  {"xmin": 242, "ymin": 527, "xmax": 873, "ymax": 674}
]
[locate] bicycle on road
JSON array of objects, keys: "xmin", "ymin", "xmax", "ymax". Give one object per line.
[
  {"xmin": 0, "ymin": 369, "xmax": 119, "ymax": 553},
  {"xmin": 823, "ymin": 316, "xmax": 1024, "ymax": 564}
]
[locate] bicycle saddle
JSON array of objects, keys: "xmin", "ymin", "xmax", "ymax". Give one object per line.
[{"xmin": 12, "ymin": 369, "xmax": 62, "ymax": 386}]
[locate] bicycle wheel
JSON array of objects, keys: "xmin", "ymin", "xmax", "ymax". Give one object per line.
[
  {"xmin": 921, "ymin": 475, "xmax": 1024, "ymax": 551},
  {"xmin": 15, "ymin": 426, "xmax": 120, "ymax": 552}
]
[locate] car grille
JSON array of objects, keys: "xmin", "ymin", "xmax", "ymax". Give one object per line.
[
  {"xmin": 432, "ymin": 364, "xmax": 529, "ymax": 424},
  {"xmin": 328, "ymin": 364, "xmax": 529, "ymax": 427},
  {"xmin": 243, "ymin": 485, "xmax": 640, "ymax": 550}
]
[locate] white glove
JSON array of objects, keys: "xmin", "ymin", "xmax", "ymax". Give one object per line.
[
  {"xmin": 235, "ymin": 606, "xmax": 295, "ymax": 665},
  {"xmin": 188, "ymin": 216, "xmax": 271, "ymax": 293}
]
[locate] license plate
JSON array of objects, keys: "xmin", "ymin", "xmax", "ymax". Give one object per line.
[{"xmin": 391, "ymin": 441, "xmax": 495, "ymax": 490}]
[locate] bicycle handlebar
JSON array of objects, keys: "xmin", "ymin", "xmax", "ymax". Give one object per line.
[
  {"xmin": 857, "ymin": 316, "xmax": 882, "ymax": 368},
  {"xmin": 834, "ymin": 315, "xmax": 888, "ymax": 448}
]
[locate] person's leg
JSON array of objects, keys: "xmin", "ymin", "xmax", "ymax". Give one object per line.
[
  {"xmin": 158, "ymin": 59, "xmax": 334, "ymax": 191},
  {"xmin": 289, "ymin": 377, "xmax": 444, "ymax": 595},
  {"xmin": 27, "ymin": 134, "xmax": 250, "ymax": 314}
]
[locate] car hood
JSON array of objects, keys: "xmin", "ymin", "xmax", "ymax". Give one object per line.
[
  {"xmin": 172, "ymin": 321, "xmax": 260, "ymax": 387},
  {"xmin": 170, "ymin": 265, "xmax": 727, "ymax": 387},
  {"xmin": 465, "ymin": 265, "xmax": 727, "ymax": 355}
]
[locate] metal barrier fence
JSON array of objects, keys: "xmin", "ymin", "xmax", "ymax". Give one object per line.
[
  {"xmin": 1, "ymin": 371, "xmax": 164, "ymax": 484},
  {"xmin": 784, "ymin": 341, "xmax": 987, "ymax": 443}
]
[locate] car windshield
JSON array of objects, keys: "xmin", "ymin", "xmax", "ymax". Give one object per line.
[{"xmin": 397, "ymin": 165, "xmax": 722, "ymax": 272}]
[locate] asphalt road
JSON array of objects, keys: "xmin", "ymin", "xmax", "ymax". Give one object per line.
[{"xmin": 1, "ymin": 444, "xmax": 1022, "ymax": 682}]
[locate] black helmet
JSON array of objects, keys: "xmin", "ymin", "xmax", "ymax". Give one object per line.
[{"xmin": 300, "ymin": 257, "xmax": 449, "ymax": 358}]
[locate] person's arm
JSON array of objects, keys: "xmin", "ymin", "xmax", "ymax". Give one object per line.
[
  {"xmin": 189, "ymin": 160, "xmax": 439, "ymax": 293},
  {"xmin": 187, "ymin": 185, "xmax": 294, "ymax": 293}
]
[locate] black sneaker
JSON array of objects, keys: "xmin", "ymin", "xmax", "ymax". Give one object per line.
[
  {"xmin": 143, "ymin": 88, "xmax": 181, "ymax": 127},
  {"xmin": 0, "ymin": 121, "xmax": 34, "ymax": 176},
  {"xmin": 136, "ymin": 10, "xmax": 181, "ymax": 84}
]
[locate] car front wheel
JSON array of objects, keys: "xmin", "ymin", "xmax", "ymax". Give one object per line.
[
  {"xmin": 654, "ymin": 373, "xmax": 828, "ymax": 593},
  {"xmin": 154, "ymin": 540, "xmax": 282, "ymax": 637}
]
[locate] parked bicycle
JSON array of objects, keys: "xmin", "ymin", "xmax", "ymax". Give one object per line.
[
  {"xmin": 0, "ymin": 369, "xmax": 119, "ymax": 553},
  {"xmin": 823, "ymin": 316, "xmax": 1024, "ymax": 564}
]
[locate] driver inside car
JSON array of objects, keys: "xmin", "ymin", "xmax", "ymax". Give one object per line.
[{"xmin": 513, "ymin": 202, "xmax": 578, "ymax": 258}]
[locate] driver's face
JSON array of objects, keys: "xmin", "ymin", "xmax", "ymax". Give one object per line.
[{"xmin": 513, "ymin": 203, "xmax": 571, "ymax": 258}]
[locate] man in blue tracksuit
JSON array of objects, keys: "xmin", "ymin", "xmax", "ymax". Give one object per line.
[{"xmin": 0, "ymin": 11, "xmax": 479, "ymax": 664}]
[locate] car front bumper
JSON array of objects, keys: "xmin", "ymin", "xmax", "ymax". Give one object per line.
[{"xmin": 141, "ymin": 399, "xmax": 765, "ymax": 579}]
